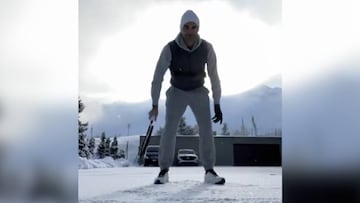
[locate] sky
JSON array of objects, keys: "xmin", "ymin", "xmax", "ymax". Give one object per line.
[{"xmin": 79, "ymin": 0, "xmax": 282, "ymax": 104}]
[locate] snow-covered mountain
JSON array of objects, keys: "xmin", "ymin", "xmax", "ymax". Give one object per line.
[
  {"xmin": 220, "ymin": 85, "xmax": 281, "ymax": 134},
  {"xmin": 88, "ymin": 84, "xmax": 281, "ymax": 137}
]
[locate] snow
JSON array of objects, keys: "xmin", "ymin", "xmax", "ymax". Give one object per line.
[
  {"xmin": 79, "ymin": 135, "xmax": 140, "ymax": 169},
  {"xmin": 79, "ymin": 134, "xmax": 282, "ymax": 202},
  {"xmin": 79, "ymin": 157, "xmax": 130, "ymax": 169},
  {"xmin": 79, "ymin": 167, "xmax": 282, "ymax": 202}
]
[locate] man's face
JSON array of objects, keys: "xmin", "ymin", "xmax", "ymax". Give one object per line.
[{"xmin": 182, "ymin": 22, "xmax": 198, "ymax": 40}]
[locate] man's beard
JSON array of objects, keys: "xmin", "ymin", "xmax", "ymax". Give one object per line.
[{"xmin": 184, "ymin": 34, "xmax": 196, "ymax": 41}]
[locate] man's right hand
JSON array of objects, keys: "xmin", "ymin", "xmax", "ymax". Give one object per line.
[{"xmin": 148, "ymin": 105, "xmax": 158, "ymax": 121}]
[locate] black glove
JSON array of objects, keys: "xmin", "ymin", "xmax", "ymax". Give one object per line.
[{"xmin": 212, "ymin": 104, "xmax": 223, "ymax": 124}]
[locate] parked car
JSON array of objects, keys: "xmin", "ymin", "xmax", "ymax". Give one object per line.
[
  {"xmin": 176, "ymin": 149, "xmax": 199, "ymax": 166},
  {"xmin": 144, "ymin": 145, "xmax": 160, "ymax": 166}
]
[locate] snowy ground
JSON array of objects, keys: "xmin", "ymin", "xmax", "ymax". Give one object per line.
[
  {"xmin": 79, "ymin": 135, "xmax": 282, "ymax": 202},
  {"xmin": 79, "ymin": 166, "xmax": 282, "ymax": 203}
]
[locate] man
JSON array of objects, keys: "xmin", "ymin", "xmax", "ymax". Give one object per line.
[{"xmin": 148, "ymin": 10, "xmax": 225, "ymax": 185}]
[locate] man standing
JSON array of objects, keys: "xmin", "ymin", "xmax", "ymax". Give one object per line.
[{"xmin": 148, "ymin": 10, "xmax": 225, "ymax": 185}]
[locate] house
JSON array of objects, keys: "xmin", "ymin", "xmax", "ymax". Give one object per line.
[{"xmin": 139, "ymin": 135, "xmax": 281, "ymax": 166}]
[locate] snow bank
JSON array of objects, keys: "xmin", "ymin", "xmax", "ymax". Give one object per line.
[
  {"xmin": 79, "ymin": 135, "xmax": 141, "ymax": 169},
  {"xmin": 79, "ymin": 157, "xmax": 130, "ymax": 169}
]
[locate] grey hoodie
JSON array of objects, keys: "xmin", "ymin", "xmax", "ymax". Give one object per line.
[{"xmin": 151, "ymin": 33, "xmax": 221, "ymax": 106}]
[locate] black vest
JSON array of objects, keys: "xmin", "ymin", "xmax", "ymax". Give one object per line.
[{"xmin": 168, "ymin": 40, "xmax": 208, "ymax": 91}]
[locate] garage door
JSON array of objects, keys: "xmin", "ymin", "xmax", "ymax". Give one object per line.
[{"xmin": 233, "ymin": 144, "xmax": 281, "ymax": 166}]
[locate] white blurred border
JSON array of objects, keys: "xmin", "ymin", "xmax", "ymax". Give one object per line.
[{"xmin": 0, "ymin": 0, "xmax": 78, "ymax": 202}]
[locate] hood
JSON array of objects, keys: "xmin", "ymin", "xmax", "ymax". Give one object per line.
[
  {"xmin": 180, "ymin": 10, "xmax": 200, "ymax": 31},
  {"xmin": 177, "ymin": 10, "xmax": 202, "ymax": 52}
]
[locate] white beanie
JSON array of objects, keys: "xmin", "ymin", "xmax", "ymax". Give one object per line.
[{"xmin": 180, "ymin": 10, "xmax": 199, "ymax": 30}]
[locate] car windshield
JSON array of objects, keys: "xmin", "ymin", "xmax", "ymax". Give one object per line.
[
  {"xmin": 147, "ymin": 147, "xmax": 159, "ymax": 152},
  {"xmin": 179, "ymin": 150, "xmax": 194, "ymax": 154}
]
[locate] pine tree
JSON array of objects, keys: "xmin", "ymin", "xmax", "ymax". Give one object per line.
[
  {"xmin": 78, "ymin": 98, "xmax": 89, "ymax": 158},
  {"xmin": 177, "ymin": 117, "xmax": 187, "ymax": 135},
  {"xmin": 177, "ymin": 117, "xmax": 196, "ymax": 135},
  {"xmin": 79, "ymin": 134, "xmax": 89, "ymax": 158},
  {"xmin": 105, "ymin": 137, "xmax": 111, "ymax": 157},
  {"xmin": 110, "ymin": 136, "xmax": 119, "ymax": 159},
  {"xmin": 97, "ymin": 132, "xmax": 106, "ymax": 159},
  {"xmin": 88, "ymin": 137, "xmax": 96, "ymax": 158},
  {"xmin": 221, "ymin": 123, "xmax": 230, "ymax": 135},
  {"xmin": 79, "ymin": 98, "xmax": 88, "ymax": 136},
  {"xmin": 185, "ymin": 126, "xmax": 196, "ymax": 135}
]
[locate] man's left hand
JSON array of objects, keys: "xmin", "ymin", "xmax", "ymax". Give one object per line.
[{"xmin": 212, "ymin": 104, "xmax": 223, "ymax": 124}]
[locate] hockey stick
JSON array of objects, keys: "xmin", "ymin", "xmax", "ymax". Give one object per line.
[{"xmin": 137, "ymin": 120, "xmax": 154, "ymax": 164}]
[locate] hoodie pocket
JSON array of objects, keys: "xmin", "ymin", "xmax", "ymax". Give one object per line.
[
  {"xmin": 165, "ymin": 86, "xmax": 173, "ymax": 96},
  {"xmin": 200, "ymin": 86, "xmax": 210, "ymax": 94}
]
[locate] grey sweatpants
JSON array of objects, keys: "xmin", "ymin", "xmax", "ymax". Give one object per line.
[{"xmin": 159, "ymin": 86, "xmax": 216, "ymax": 171}]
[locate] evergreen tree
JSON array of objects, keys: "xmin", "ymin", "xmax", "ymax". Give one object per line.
[
  {"xmin": 110, "ymin": 136, "xmax": 119, "ymax": 159},
  {"xmin": 105, "ymin": 137, "xmax": 111, "ymax": 157},
  {"xmin": 78, "ymin": 134, "xmax": 89, "ymax": 158},
  {"xmin": 177, "ymin": 117, "xmax": 196, "ymax": 135},
  {"xmin": 78, "ymin": 98, "xmax": 88, "ymax": 136},
  {"xmin": 88, "ymin": 137, "xmax": 96, "ymax": 158},
  {"xmin": 97, "ymin": 132, "xmax": 106, "ymax": 159},
  {"xmin": 221, "ymin": 123, "xmax": 230, "ymax": 135},
  {"xmin": 184, "ymin": 126, "xmax": 196, "ymax": 135},
  {"xmin": 177, "ymin": 117, "xmax": 187, "ymax": 135},
  {"xmin": 78, "ymin": 98, "xmax": 89, "ymax": 158}
]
